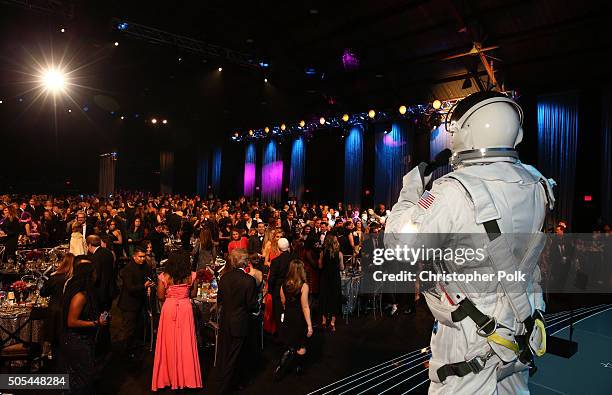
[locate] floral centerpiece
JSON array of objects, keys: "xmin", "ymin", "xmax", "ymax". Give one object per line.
[
  {"xmin": 196, "ymin": 268, "xmax": 214, "ymax": 284},
  {"xmin": 11, "ymin": 280, "xmax": 29, "ymax": 293}
]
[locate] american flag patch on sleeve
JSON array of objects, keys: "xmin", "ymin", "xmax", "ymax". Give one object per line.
[{"xmin": 418, "ymin": 190, "xmax": 436, "ymax": 210}]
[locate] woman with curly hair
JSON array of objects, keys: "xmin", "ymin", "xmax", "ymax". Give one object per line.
[{"xmin": 152, "ymin": 252, "xmax": 202, "ymax": 391}]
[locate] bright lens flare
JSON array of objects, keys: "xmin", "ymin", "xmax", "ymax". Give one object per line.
[{"xmin": 41, "ymin": 69, "xmax": 66, "ymax": 93}]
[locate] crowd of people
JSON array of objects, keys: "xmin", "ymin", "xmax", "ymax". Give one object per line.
[{"xmin": 0, "ymin": 193, "xmax": 395, "ymax": 394}]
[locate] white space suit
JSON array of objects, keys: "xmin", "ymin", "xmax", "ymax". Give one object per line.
[{"xmin": 385, "ymin": 92, "xmax": 555, "ymax": 394}]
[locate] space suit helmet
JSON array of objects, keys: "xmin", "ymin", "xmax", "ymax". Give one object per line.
[{"xmin": 445, "ymin": 91, "xmax": 523, "ymax": 155}]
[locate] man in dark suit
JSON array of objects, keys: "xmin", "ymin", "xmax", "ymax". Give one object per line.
[
  {"xmin": 281, "ymin": 211, "xmax": 297, "ymax": 241},
  {"xmin": 267, "ymin": 238, "xmax": 294, "ymax": 331},
  {"xmin": 117, "ymin": 246, "xmax": 154, "ymax": 358},
  {"xmin": 217, "ymin": 250, "xmax": 258, "ymax": 394},
  {"xmin": 87, "ymin": 235, "xmax": 116, "ymax": 311},
  {"xmin": 247, "ymin": 222, "xmax": 266, "ymax": 255}
]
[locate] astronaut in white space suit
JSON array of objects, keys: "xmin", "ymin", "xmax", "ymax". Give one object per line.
[{"xmin": 385, "ymin": 91, "xmax": 555, "ymax": 394}]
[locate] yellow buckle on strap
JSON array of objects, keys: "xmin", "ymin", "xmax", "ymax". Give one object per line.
[
  {"xmin": 533, "ymin": 319, "xmax": 546, "ymax": 356},
  {"xmin": 487, "ymin": 332, "xmax": 520, "ymax": 353}
]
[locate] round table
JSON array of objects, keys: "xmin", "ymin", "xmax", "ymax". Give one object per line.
[
  {"xmin": 0, "ymin": 305, "xmax": 46, "ymax": 347},
  {"xmin": 341, "ymin": 272, "xmax": 362, "ymax": 315}
]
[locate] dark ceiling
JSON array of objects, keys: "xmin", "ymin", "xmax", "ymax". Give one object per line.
[{"xmin": 0, "ymin": 0, "xmax": 610, "ymax": 192}]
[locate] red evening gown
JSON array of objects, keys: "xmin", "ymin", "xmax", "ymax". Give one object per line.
[{"xmin": 151, "ymin": 283, "xmax": 202, "ymax": 391}]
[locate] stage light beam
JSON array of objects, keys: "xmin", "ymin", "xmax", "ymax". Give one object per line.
[{"xmin": 41, "ymin": 68, "xmax": 66, "ymax": 93}]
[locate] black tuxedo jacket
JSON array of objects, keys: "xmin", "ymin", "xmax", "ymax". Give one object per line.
[
  {"xmin": 218, "ymin": 269, "xmax": 257, "ymax": 337},
  {"xmin": 267, "ymin": 251, "xmax": 294, "ymax": 299}
]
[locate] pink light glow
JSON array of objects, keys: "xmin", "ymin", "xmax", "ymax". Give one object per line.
[
  {"xmin": 261, "ymin": 161, "xmax": 283, "ymax": 200},
  {"xmin": 244, "ymin": 163, "xmax": 256, "ymax": 196}
]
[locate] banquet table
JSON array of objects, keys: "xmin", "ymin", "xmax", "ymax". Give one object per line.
[
  {"xmin": 0, "ymin": 305, "xmax": 46, "ymax": 347},
  {"xmin": 341, "ymin": 272, "xmax": 362, "ymax": 316}
]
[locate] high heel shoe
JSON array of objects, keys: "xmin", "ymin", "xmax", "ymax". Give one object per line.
[{"xmin": 274, "ymin": 348, "xmax": 294, "ymax": 382}]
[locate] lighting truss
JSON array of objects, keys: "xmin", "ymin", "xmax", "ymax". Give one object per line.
[
  {"xmin": 0, "ymin": 0, "xmax": 74, "ymax": 18},
  {"xmin": 111, "ymin": 18, "xmax": 262, "ymax": 70},
  {"xmin": 232, "ymin": 91, "xmax": 517, "ymax": 142}
]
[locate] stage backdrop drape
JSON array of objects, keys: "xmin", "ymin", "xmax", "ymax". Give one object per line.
[
  {"xmin": 602, "ymin": 91, "xmax": 612, "ymax": 224},
  {"xmin": 537, "ymin": 91, "xmax": 579, "ymax": 228},
  {"xmin": 344, "ymin": 125, "xmax": 364, "ymax": 207},
  {"xmin": 374, "ymin": 122, "xmax": 411, "ymax": 207},
  {"xmin": 289, "ymin": 137, "xmax": 306, "ymax": 201},
  {"xmin": 211, "ymin": 147, "xmax": 222, "ymax": 196},
  {"xmin": 430, "ymin": 123, "xmax": 453, "ymax": 181},
  {"xmin": 160, "ymin": 151, "xmax": 174, "ymax": 194},
  {"xmin": 244, "ymin": 143, "xmax": 256, "ymax": 197},
  {"xmin": 196, "ymin": 150, "xmax": 209, "ymax": 197},
  {"xmin": 262, "ymin": 140, "xmax": 283, "ymax": 202},
  {"xmin": 98, "ymin": 153, "xmax": 116, "ymax": 197}
]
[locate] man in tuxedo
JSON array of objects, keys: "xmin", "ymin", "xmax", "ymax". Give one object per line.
[
  {"xmin": 200, "ymin": 210, "xmax": 219, "ymax": 242},
  {"xmin": 148, "ymin": 223, "xmax": 166, "ymax": 261},
  {"xmin": 67, "ymin": 211, "xmax": 94, "ymax": 240},
  {"xmin": 281, "ymin": 211, "xmax": 297, "ymax": 241},
  {"xmin": 267, "ymin": 238, "xmax": 294, "ymax": 331},
  {"xmin": 236, "ymin": 212, "xmax": 254, "ymax": 232},
  {"xmin": 217, "ymin": 250, "xmax": 258, "ymax": 394},
  {"xmin": 117, "ymin": 246, "xmax": 154, "ymax": 358},
  {"xmin": 247, "ymin": 222, "xmax": 266, "ymax": 255}
]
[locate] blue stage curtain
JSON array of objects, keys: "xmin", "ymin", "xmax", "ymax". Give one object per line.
[
  {"xmin": 196, "ymin": 150, "xmax": 209, "ymax": 197},
  {"xmin": 244, "ymin": 143, "xmax": 256, "ymax": 197},
  {"xmin": 262, "ymin": 140, "xmax": 283, "ymax": 202},
  {"xmin": 211, "ymin": 147, "xmax": 222, "ymax": 196},
  {"xmin": 160, "ymin": 151, "xmax": 174, "ymax": 194},
  {"xmin": 344, "ymin": 125, "xmax": 364, "ymax": 207},
  {"xmin": 537, "ymin": 92, "xmax": 579, "ymax": 228},
  {"xmin": 602, "ymin": 91, "xmax": 612, "ymax": 224},
  {"xmin": 430, "ymin": 123, "xmax": 453, "ymax": 180},
  {"xmin": 374, "ymin": 122, "xmax": 411, "ymax": 207},
  {"xmin": 289, "ymin": 137, "xmax": 306, "ymax": 201}
]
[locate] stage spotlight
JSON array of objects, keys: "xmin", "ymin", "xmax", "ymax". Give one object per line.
[
  {"xmin": 299, "ymin": 120, "xmax": 305, "ymax": 128},
  {"xmin": 264, "ymin": 126, "xmax": 270, "ymax": 133},
  {"xmin": 432, "ymin": 99, "xmax": 442, "ymax": 110},
  {"xmin": 120, "ymin": 116, "xmax": 124, "ymax": 120},
  {"xmin": 60, "ymin": 28, "xmax": 65, "ymax": 33},
  {"xmin": 218, "ymin": 67, "xmax": 223, "ymax": 72},
  {"xmin": 0, "ymin": 100, "xmax": 3, "ymax": 104},
  {"xmin": 41, "ymin": 68, "xmax": 66, "ymax": 93},
  {"xmin": 117, "ymin": 22, "xmax": 129, "ymax": 31},
  {"xmin": 162, "ymin": 119, "xmax": 168, "ymax": 124},
  {"xmin": 368, "ymin": 109, "xmax": 376, "ymax": 118},
  {"xmin": 399, "ymin": 105, "xmax": 407, "ymax": 115},
  {"xmin": 264, "ymin": 78, "xmax": 268, "ymax": 83},
  {"xmin": 151, "ymin": 118, "xmax": 157, "ymax": 124},
  {"xmin": 319, "ymin": 117, "xmax": 325, "ymax": 125},
  {"xmin": 248, "ymin": 129, "xmax": 254, "ymax": 136},
  {"xmin": 114, "ymin": 41, "xmax": 119, "ymax": 47},
  {"xmin": 342, "ymin": 114, "xmax": 349, "ymax": 122},
  {"xmin": 68, "ymin": 109, "xmax": 72, "ymax": 113},
  {"xmin": 280, "ymin": 123, "xmax": 286, "ymax": 131}
]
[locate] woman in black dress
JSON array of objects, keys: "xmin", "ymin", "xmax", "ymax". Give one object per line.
[
  {"xmin": 318, "ymin": 234, "xmax": 344, "ymax": 332},
  {"xmin": 40, "ymin": 253, "xmax": 75, "ymax": 359},
  {"xmin": 0, "ymin": 206, "xmax": 20, "ymax": 262},
  {"xmin": 274, "ymin": 259, "xmax": 313, "ymax": 381},
  {"xmin": 61, "ymin": 257, "xmax": 109, "ymax": 394}
]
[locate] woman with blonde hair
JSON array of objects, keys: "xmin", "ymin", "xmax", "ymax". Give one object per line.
[
  {"xmin": 41, "ymin": 253, "xmax": 76, "ymax": 350},
  {"xmin": 274, "ymin": 259, "xmax": 313, "ymax": 381},
  {"xmin": 318, "ymin": 234, "xmax": 344, "ymax": 332},
  {"xmin": 263, "ymin": 228, "xmax": 283, "ymax": 267},
  {"xmin": 69, "ymin": 222, "xmax": 86, "ymax": 256}
]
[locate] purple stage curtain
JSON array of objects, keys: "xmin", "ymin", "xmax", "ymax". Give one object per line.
[
  {"xmin": 261, "ymin": 140, "xmax": 282, "ymax": 202},
  {"xmin": 244, "ymin": 143, "xmax": 256, "ymax": 197}
]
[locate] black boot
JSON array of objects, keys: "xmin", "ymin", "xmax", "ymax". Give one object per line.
[
  {"xmin": 295, "ymin": 353, "xmax": 305, "ymax": 375},
  {"xmin": 273, "ymin": 348, "xmax": 294, "ymax": 382}
]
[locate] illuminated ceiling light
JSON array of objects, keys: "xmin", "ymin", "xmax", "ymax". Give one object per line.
[
  {"xmin": 60, "ymin": 28, "xmax": 65, "ymax": 33},
  {"xmin": 151, "ymin": 118, "xmax": 157, "ymax": 124},
  {"xmin": 67, "ymin": 109, "xmax": 72, "ymax": 113},
  {"xmin": 319, "ymin": 117, "xmax": 325, "ymax": 125},
  {"xmin": 368, "ymin": 109, "xmax": 376, "ymax": 118},
  {"xmin": 218, "ymin": 67, "xmax": 223, "ymax": 72},
  {"xmin": 162, "ymin": 119, "xmax": 168, "ymax": 124},
  {"xmin": 432, "ymin": 99, "xmax": 442, "ymax": 110},
  {"xmin": 399, "ymin": 105, "xmax": 407, "ymax": 115},
  {"xmin": 0, "ymin": 100, "xmax": 3, "ymax": 104},
  {"xmin": 264, "ymin": 78, "xmax": 268, "ymax": 83},
  {"xmin": 117, "ymin": 22, "xmax": 129, "ymax": 31},
  {"xmin": 280, "ymin": 123, "xmax": 286, "ymax": 131},
  {"xmin": 114, "ymin": 41, "xmax": 119, "ymax": 47},
  {"xmin": 41, "ymin": 68, "xmax": 66, "ymax": 93},
  {"xmin": 342, "ymin": 114, "xmax": 349, "ymax": 122},
  {"xmin": 299, "ymin": 120, "xmax": 305, "ymax": 128},
  {"xmin": 120, "ymin": 116, "xmax": 124, "ymax": 120},
  {"xmin": 264, "ymin": 126, "xmax": 270, "ymax": 133},
  {"xmin": 248, "ymin": 129, "xmax": 254, "ymax": 136}
]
